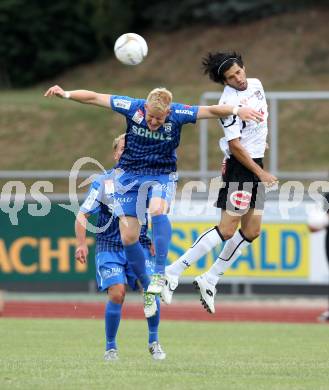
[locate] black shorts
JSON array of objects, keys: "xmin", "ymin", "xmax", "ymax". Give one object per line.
[{"xmin": 215, "ymin": 155, "xmax": 265, "ymax": 214}]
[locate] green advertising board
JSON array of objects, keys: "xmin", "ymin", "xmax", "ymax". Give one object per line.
[{"xmin": 0, "ymin": 203, "xmax": 96, "ymax": 281}]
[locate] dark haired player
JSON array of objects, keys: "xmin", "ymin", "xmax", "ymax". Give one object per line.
[{"xmin": 162, "ymin": 51, "xmax": 278, "ymax": 313}]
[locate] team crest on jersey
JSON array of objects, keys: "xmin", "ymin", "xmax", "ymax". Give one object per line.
[
  {"xmin": 132, "ymin": 109, "xmax": 144, "ymax": 124},
  {"xmin": 229, "ymin": 190, "xmax": 252, "ymax": 210},
  {"xmin": 164, "ymin": 122, "xmax": 172, "ymax": 133},
  {"xmin": 113, "ymin": 99, "xmax": 131, "ymax": 110},
  {"xmin": 104, "ymin": 179, "xmax": 114, "ymax": 195},
  {"xmin": 254, "ymin": 90, "xmax": 264, "ymax": 100}
]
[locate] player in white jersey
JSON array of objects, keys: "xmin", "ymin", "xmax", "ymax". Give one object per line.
[
  {"xmin": 162, "ymin": 51, "xmax": 278, "ymax": 313},
  {"xmin": 218, "ymin": 78, "xmax": 268, "ymax": 161}
]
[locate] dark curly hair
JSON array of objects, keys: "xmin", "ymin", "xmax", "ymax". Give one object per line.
[{"xmin": 202, "ymin": 51, "xmax": 244, "ymax": 85}]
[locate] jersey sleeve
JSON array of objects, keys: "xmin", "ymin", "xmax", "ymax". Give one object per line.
[
  {"xmin": 218, "ymin": 88, "xmax": 241, "ymax": 141},
  {"xmin": 172, "ymin": 103, "xmax": 198, "ymax": 125},
  {"xmin": 79, "ymin": 177, "xmax": 104, "ymax": 215},
  {"xmin": 110, "ymin": 95, "xmax": 140, "ymax": 117}
]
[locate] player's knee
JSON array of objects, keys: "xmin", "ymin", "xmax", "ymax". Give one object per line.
[
  {"xmin": 150, "ymin": 208, "xmax": 164, "ymax": 216},
  {"xmin": 218, "ymin": 225, "xmax": 236, "ymax": 240},
  {"xmin": 149, "ymin": 198, "xmax": 168, "ymax": 215},
  {"xmin": 149, "ymin": 205, "xmax": 168, "ymax": 216},
  {"xmin": 121, "ymin": 231, "xmax": 138, "ymax": 245},
  {"xmin": 108, "ymin": 286, "xmax": 125, "ymax": 304},
  {"xmin": 242, "ymin": 228, "xmax": 260, "ymax": 242},
  {"xmin": 109, "ymin": 291, "xmax": 125, "ymax": 304},
  {"xmin": 249, "ymin": 230, "xmax": 260, "ymax": 241}
]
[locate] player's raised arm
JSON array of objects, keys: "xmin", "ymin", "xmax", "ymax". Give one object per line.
[
  {"xmin": 197, "ymin": 104, "xmax": 263, "ymax": 122},
  {"xmin": 44, "ymin": 85, "xmax": 111, "ymax": 108}
]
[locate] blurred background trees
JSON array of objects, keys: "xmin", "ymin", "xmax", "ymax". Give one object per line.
[{"xmin": 0, "ymin": 0, "xmax": 324, "ymax": 87}]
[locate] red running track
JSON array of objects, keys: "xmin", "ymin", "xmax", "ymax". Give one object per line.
[{"xmin": 1, "ymin": 300, "xmax": 327, "ymax": 324}]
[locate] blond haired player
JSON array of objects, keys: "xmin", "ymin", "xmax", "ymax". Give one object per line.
[{"xmin": 45, "ymin": 84, "xmax": 263, "ymax": 310}]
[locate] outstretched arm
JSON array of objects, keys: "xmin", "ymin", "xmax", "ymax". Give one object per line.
[
  {"xmin": 44, "ymin": 85, "xmax": 110, "ymax": 108},
  {"xmin": 197, "ymin": 104, "xmax": 263, "ymax": 122}
]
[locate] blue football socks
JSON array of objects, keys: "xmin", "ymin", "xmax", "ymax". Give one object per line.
[
  {"xmin": 147, "ymin": 296, "xmax": 160, "ymax": 344},
  {"xmin": 152, "ymin": 215, "xmax": 172, "ymax": 274},
  {"xmin": 105, "ymin": 301, "xmax": 122, "ymax": 351},
  {"xmin": 123, "ymin": 241, "xmax": 150, "ymax": 290}
]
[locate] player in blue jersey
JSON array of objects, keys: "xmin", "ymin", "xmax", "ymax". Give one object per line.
[
  {"xmin": 75, "ymin": 133, "xmax": 165, "ymax": 361},
  {"xmin": 45, "ymin": 84, "xmax": 263, "ymax": 299}
]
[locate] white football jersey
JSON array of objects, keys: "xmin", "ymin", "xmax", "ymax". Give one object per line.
[{"xmin": 218, "ymin": 78, "xmax": 268, "ymax": 159}]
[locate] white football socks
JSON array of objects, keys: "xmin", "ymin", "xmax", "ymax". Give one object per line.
[
  {"xmin": 166, "ymin": 227, "xmax": 223, "ymax": 277},
  {"xmin": 204, "ymin": 229, "xmax": 251, "ymax": 286}
]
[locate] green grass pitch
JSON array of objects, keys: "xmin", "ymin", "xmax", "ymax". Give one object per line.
[{"xmin": 1, "ymin": 318, "xmax": 329, "ymax": 390}]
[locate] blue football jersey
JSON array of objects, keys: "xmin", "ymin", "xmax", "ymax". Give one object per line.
[
  {"xmin": 79, "ymin": 170, "xmax": 151, "ymax": 257},
  {"xmin": 110, "ymin": 95, "xmax": 199, "ymax": 174}
]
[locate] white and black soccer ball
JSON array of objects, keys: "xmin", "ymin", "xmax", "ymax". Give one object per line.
[
  {"xmin": 307, "ymin": 209, "xmax": 329, "ymax": 230},
  {"xmin": 114, "ymin": 33, "xmax": 148, "ymax": 66}
]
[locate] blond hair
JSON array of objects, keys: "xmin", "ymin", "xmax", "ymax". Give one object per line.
[
  {"xmin": 112, "ymin": 133, "xmax": 125, "ymax": 151},
  {"xmin": 146, "ymin": 88, "xmax": 172, "ymax": 112}
]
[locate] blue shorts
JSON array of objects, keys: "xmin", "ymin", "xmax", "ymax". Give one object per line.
[
  {"xmin": 95, "ymin": 247, "xmax": 155, "ymax": 292},
  {"xmin": 113, "ymin": 171, "xmax": 177, "ymax": 222}
]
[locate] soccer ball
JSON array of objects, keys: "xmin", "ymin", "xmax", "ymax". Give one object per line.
[
  {"xmin": 114, "ymin": 33, "xmax": 148, "ymax": 66},
  {"xmin": 307, "ymin": 209, "xmax": 329, "ymax": 230}
]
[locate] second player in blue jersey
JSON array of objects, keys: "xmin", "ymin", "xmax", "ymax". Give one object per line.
[{"xmin": 75, "ymin": 134, "xmax": 166, "ymax": 361}]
